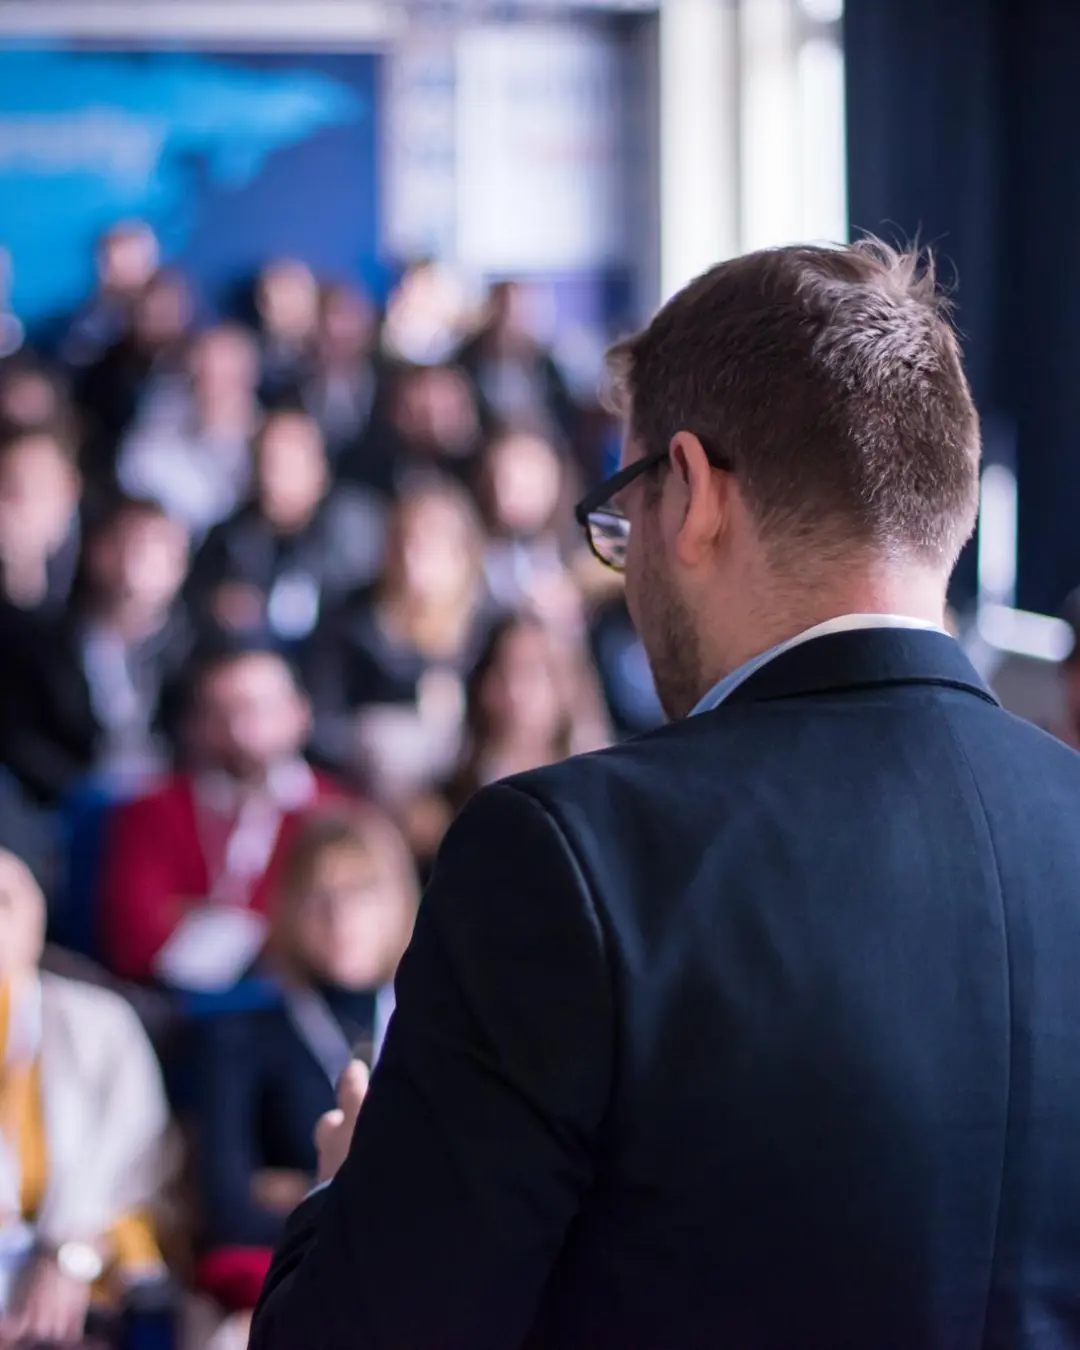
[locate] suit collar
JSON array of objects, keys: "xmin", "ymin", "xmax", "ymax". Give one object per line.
[{"xmin": 718, "ymin": 626, "xmax": 999, "ymax": 709}]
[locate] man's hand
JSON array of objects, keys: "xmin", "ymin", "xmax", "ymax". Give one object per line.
[
  {"xmin": 314, "ymin": 1060, "xmax": 370, "ymax": 1185},
  {"xmin": 1, "ymin": 1253, "xmax": 92, "ymax": 1347}
]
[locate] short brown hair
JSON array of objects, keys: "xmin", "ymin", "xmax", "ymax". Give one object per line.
[{"xmin": 607, "ymin": 240, "xmax": 981, "ymax": 566}]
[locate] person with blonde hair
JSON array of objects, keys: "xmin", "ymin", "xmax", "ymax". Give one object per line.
[
  {"xmin": 0, "ymin": 849, "xmax": 171, "ymax": 1347},
  {"xmin": 193, "ymin": 807, "xmax": 418, "ymax": 1316}
]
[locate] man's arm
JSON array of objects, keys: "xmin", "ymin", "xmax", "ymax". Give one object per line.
[{"xmin": 249, "ymin": 782, "xmax": 614, "ymax": 1350}]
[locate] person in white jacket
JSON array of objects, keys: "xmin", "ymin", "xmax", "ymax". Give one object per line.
[{"xmin": 0, "ymin": 848, "xmax": 173, "ymax": 1347}]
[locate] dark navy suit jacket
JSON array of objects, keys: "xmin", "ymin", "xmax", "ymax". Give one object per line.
[{"xmin": 250, "ymin": 628, "xmax": 1080, "ymax": 1349}]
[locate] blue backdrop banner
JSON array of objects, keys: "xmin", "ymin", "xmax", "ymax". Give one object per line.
[{"xmin": 0, "ymin": 45, "xmax": 380, "ymax": 331}]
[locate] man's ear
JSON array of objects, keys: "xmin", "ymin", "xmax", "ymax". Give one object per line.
[{"xmin": 669, "ymin": 431, "xmax": 725, "ymax": 568}]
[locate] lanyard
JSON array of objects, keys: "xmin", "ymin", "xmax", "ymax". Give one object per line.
[
  {"xmin": 283, "ymin": 985, "xmax": 393, "ymax": 1087},
  {"xmin": 0, "ymin": 978, "xmax": 42, "ymax": 1223}
]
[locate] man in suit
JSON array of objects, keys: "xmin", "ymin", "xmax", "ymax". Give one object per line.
[{"xmin": 250, "ymin": 241, "xmax": 1080, "ymax": 1349}]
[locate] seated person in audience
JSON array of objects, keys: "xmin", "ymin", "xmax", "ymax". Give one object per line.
[
  {"xmin": 117, "ymin": 323, "xmax": 260, "ymax": 538},
  {"xmin": 405, "ymin": 613, "xmax": 609, "ymax": 867},
  {"xmin": 0, "ymin": 849, "xmax": 172, "ymax": 1346},
  {"xmin": 350, "ymin": 363, "xmax": 480, "ymax": 498},
  {"xmin": 307, "ymin": 477, "xmax": 496, "ymax": 802},
  {"xmin": 1055, "ymin": 591, "xmax": 1080, "ymax": 747},
  {"xmin": 0, "ymin": 426, "xmax": 81, "ymax": 617},
  {"xmin": 193, "ymin": 808, "xmax": 417, "ymax": 1314},
  {"xmin": 379, "ymin": 259, "xmax": 468, "ymax": 368},
  {"xmin": 58, "ymin": 220, "xmax": 160, "ymax": 371},
  {"xmin": 0, "ymin": 493, "xmax": 191, "ymax": 808},
  {"xmin": 453, "ymin": 279, "xmax": 577, "ymax": 444},
  {"xmin": 254, "ymin": 259, "xmax": 319, "ymax": 403},
  {"xmin": 475, "ymin": 426, "xmax": 582, "ymax": 629},
  {"xmin": 295, "ymin": 283, "xmax": 380, "ymax": 464},
  {"xmin": 77, "ymin": 267, "xmax": 194, "ymax": 483},
  {"xmin": 99, "ymin": 641, "xmax": 348, "ymax": 991},
  {"xmin": 184, "ymin": 408, "xmax": 384, "ymax": 648}
]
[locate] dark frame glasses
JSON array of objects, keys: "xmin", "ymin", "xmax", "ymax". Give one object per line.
[{"xmin": 573, "ymin": 451, "xmax": 670, "ymax": 572}]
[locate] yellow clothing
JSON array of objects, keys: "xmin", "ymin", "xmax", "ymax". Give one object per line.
[{"xmin": 0, "ymin": 979, "xmax": 162, "ymax": 1275}]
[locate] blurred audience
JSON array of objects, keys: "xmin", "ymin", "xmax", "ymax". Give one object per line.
[
  {"xmin": 0, "ymin": 494, "xmax": 191, "ymax": 809},
  {"xmin": 0, "ymin": 218, "xmax": 638, "ymax": 1346},
  {"xmin": 60, "ymin": 221, "xmax": 160, "ymax": 370},
  {"xmin": 475, "ymin": 426, "xmax": 583, "ymax": 629},
  {"xmin": 405, "ymin": 614, "xmax": 609, "ymax": 866},
  {"xmin": 355, "ymin": 363, "xmax": 481, "ymax": 498},
  {"xmin": 380, "ymin": 259, "xmax": 469, "ymax": 368},
  {"xmin": 99, "ymin": 642, "xmax": 348, "ymax": 990},
  {"xmin": 118, "ymin": 323, "xmax": 260, "ymax": 537},
  {"xmin": 184, "ymin": 408, "xmax": 384, "ymax": 647},
  {"xmin": 454, "ymin": 279, "xmax": 577, "ymax": 444},
  {"xmin": 0, "ymin": 849, "xmax": 172, "ymax": 1345},
  {"xmin": 194, "ymin": 808, "xmax": 416, "ymax": 1311},
  {"xmin": 254, "ymin": 259, "xmax": 319, "ymax": 403},
  {"xmin": 308, "ymin": 477, "xmax": 495, "ymax": 801},
  {"xmin": 77, "ymin": 267, "xmax": 195, "ymax": 479},
  {"xmin": 296, "ymin": 283, "xmax": 380, "ymax": 464},
  {"xmin": 0, "ymin": 426, "xmax": 81, "ymax": 617}
]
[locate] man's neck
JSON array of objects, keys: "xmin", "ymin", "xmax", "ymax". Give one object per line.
[{"xmin": 699, "ymin": 564, "xmax": 948, "ymax": 693}]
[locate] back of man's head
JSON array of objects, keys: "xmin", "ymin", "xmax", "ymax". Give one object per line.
[{"xmin": 608, "ymin": 240, "xmax": 981, "ymax": 571}]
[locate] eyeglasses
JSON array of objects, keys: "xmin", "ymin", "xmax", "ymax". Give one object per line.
[
  {"xmin": 576, "ymin": 442, "xmax": 736, "ymax": 571},
  {"xmin": 574, "ymin": 451, "xmax": 668, "ymax": 571}
]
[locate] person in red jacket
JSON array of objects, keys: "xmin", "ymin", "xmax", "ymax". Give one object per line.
[{"xmin": 100, "ymin": 640, "xmax": 349, "ymax": 989}]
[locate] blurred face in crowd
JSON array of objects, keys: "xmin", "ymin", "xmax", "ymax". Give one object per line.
[
  {"xmin": 485, "ymin": 430, "xmax": 562, "ymax": 537},
  {"xmin": 1062, "ymin": 648, "xmax": 1080, "ymax": 737},
  {"xmin": 392, "ymin": 367, "xmax": 478, "ymax": 457},
  {"xmin": 318, "ymin": 285, "xmax": 376, "ymax": 365},
  {"xmin": 0, "ymin": 851, "xmax": 45, "ymax": 981},
  {"xmin": 385, "ymin": 489, "xmax": 481, "ymax": 609},
  {"xmin": 190, "ymin": 324, "xmax": 259, "ymax": 406},
  {"xmin": 98, "ymin": 222, "xmax": 159, "ymax": 296},
  {"xmin": 0, "ymin": 433, "xmax": 79, "ymax": 561},
  {"xmin": 133, "ymin": 269, "xmax": 193, "ymax": 352},
  {"xmin": 256, "ymin": 411, "xmax": 328, "ymax": 530},
  {"xmin": 286, "ymin": 836, "xmax": 415, "ymax": 989},
  {"xmin": 0, "ymin": 366, "xmax": 64, "ymax": 432},
  {"xmin": 84, "ymin": 506, "xmax": 189, "ymax": 617},
  {"xmin": 257, "ymin": 259, "xmax": 319, "ymax": 343},
  {"xmin": 194, "ymin": 652, "xmax": 311, "ymax": 781},
  {"xmin": 477, "ymin": 621, "xmax": 564, "ymax": 747}
]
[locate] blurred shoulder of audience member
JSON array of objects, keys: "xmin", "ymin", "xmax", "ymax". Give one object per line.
[
  {"xmin": 405, "ymin": 612, "xmax": 609, "ymax": 864},
  {"xmin": 307, "ymin": 476, "xmax": 493, "ymax": 802},
  {"xmin": 255, "ymin": 258, "xmax": 319, "ymax": 402},
  {"xmin": 60, "ymin": 219, "xmax": 160, "ymax": 369},
  {"xmin": 380, "ymin": 259, "xmax": 470, "ymax": 368},
  {"xmin": 75, "ymin": 493, "xmax": 193, "ymax": 790},
  {"xmin": 0, "ymin": 849, "xmax": 173, "ymax": 1345},
  {"xmin": 193, "ymin": 807, "xmax": 417, "ymax": 1310},
  {"xmin": 186, "ymin": 407, "xmax": 385, "ymax": 648},
  {"xmin": 99, "ymin": 639, "xmax": 349, "ymax": 991},
  {"xmin": 0, "ymin": 425, "xmax": 81, "ymax": 615},
  {"xmin": 454, "ymin": 279, "xmax": 578, "ymax": 445},
  {"xmin": 77, "ymin": 266, "xmax": 195, "ymax": 473},
  {"xmin": 296, "ymin": 282, "xmax": 380, "ymax": 463},
  {"xmin": 475, "ymin": 425, "xmax": 582, "ymax": 630},
  {"xmin": 117, "ymin": 321, "xmax": 260, "ymax": 538}
]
